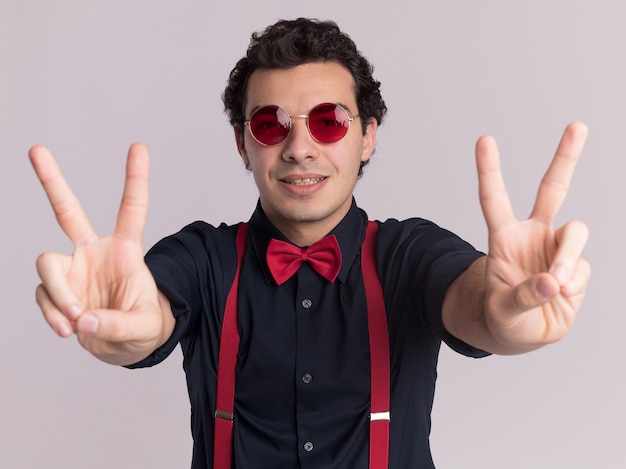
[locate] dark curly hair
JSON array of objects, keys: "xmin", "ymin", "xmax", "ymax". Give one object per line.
[{"xmin": 222, "ymin": 18, "xmax": 387, "ymax": 141}]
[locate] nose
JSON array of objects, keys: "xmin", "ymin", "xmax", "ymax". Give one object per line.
[{"xmin": 281, "ymin": 116, "xmax": 318, "ymax": 163}]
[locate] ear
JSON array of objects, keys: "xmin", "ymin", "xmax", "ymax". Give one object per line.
[
  {"xmin": 234, "ymin": 126, "xmax": 250, "ymax": 167},
  {"xmin": 360, "ymin": 118, "xmax": 378, "ymax": 163}
]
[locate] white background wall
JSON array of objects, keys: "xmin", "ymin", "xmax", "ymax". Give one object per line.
[{"xmin": 1, "ymin": 1, "xmax": 624, "ymax": 467}]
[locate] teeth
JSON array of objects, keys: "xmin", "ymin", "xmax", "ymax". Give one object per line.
[{"xmin": 286, "ymin": 177, "xmax": 325, "ymax": 185}]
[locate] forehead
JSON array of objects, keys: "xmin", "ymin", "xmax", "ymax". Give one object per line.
[{"xmin": 245, "ymin": 62, "xmax": 357, "ymax": 113}]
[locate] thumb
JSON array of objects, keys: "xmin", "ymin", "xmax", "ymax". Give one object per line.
[
  {"xmin": 74, "ymin": 307, "xmax": 163, "ymax": 365},
  {"xmin": 493, "ymin": 273, "xmax": 560, "ymax": 316},
  {"xmin": 75, "ymin": 306, "xmax": 162, "ymax": 344}
]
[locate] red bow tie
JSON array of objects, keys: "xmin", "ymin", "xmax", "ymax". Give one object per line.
[{"xmin": 266, "ymin": 235, "xmax": 342, "ymax": 285}]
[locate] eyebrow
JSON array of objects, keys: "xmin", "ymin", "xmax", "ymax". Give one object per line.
[{"xmin": 247, "ymin": 102, "xmax": 357, "ymax": 118}]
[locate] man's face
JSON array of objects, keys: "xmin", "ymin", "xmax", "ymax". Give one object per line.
[{"xmin": 235, "ymin": 62, "xmax": 377, "ymax": 244}]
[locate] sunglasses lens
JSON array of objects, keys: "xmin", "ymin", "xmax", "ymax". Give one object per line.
[
  {"xmin": 308, "ymin": 103, "xmax": 351, "ymax": 143},
  {"xmin": 249, "ymin": 106, "xmax": 291, "ymax": 145},
  {"xmin": 247, "ymin": 103, "xmax": 353, "ymax": 145}
]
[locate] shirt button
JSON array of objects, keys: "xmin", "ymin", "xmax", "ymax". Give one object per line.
[
  {"xmin": 303, "ymin": 441, "xmax": 314, "ymax": 452},
  {"xmin": 301, "ymin": 298, "xmax": 312, "ymax": 309},
  {"xmin": 302, "ymin": 373, "xmax": 313, "ymax": 384}
]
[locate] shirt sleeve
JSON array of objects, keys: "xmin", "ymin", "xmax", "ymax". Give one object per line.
[
  {"xmin": 126, "ymin": 221, "xmax": 238, "ymax": 368},
  {"xmin": 377, "ymin": 218, "xmax": 490, "ymax": 358}
]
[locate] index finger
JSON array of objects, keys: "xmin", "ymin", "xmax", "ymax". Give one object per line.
[
  {"xmin": 531, "ymin": 122, "xmax": 588, "ymax": 222},
  {"xmin": 29, "ymin": 145, "xmax": 97, "ymax": 245}
]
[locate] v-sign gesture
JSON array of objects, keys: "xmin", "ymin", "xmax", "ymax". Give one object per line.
[
  {"xmin": 444, "ymin": 122, "xmax": 591, "ymax": 354},
  {"xmin": 30, "ymin": 144, "xmax": 174, "ymax": 365}
]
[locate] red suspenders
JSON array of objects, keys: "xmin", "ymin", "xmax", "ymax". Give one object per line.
[
  {"xmin": 214, "ymin": 221, "xmax": 390, "ymax": 468},
  {"xmin": 362, "ymin": 221, "xmax": 391, "ymax": 468},
  {"xmin": 213, "ymin": 223, "xmax": 248, "ymax": 469}
]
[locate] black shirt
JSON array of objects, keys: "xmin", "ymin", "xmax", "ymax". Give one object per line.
[{"xmin": 129, "ymin": 200, "xmax": 488, "ymax": 468}]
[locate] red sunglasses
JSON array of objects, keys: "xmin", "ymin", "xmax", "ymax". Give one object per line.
[{"xmin": 244, "ymin": 102, "xmax": 359, "ymax": 146}]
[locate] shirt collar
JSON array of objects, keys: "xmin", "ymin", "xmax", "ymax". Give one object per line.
[{"xmin": 247, "ymin": 198, "xmax": 368, "ymax": 284}]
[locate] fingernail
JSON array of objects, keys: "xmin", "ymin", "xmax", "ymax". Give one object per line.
[
  {"xmin": 66, "ymin": 305, "xmax": 82, "ymax": 321},
  {"xmin": 79, "ymin": 314, "xmax": 99, "ymax": 335},
  {"xmin": 536, "ymin": 280, "xmax": 553, "ymax": 300},
  {"xmin": 551, "ymin": 265, "xmax": 568, "ymax": 284},
  {"xmin": 563, "ymin": 279, "xmax": 578, "ymax": 296},
  {"xmin": 55, "ymin": 322, "xmax": 73, "ymax": 337}
]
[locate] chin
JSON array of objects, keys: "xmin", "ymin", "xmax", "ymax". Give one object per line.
[{"xmin": 273, "ymin": 203, "xmax": 324, "ymax": 223}]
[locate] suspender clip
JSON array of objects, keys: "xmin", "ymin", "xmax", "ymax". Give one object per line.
[
  {"xmin": 370, "ymin": 411, "xmax": 391, "ymax": 421},
  {"xmin": 215, "ymin": 410, "xmax": 235, "ymax": 421}
]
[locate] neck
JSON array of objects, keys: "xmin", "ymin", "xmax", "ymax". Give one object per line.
[
  {"xmin": 264, "ymin": 207, "xmax": 352, "ymax": 247},
  {"xmin": 259, "ymin": 197, "xmax": 354, "ymax": 246},
  {"xmin": 276, "ymin": 218, "xmax": 339, "ymax": 246}
]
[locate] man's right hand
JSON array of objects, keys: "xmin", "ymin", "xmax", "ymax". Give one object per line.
[{"xmin": 30, "ymin": 143, "xmax": 174, "ymax": 366}]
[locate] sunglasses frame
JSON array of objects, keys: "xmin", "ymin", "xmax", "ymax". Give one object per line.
[{"xmin": 244, "ymin": 102, "xmax": 359, "ymax": 146}]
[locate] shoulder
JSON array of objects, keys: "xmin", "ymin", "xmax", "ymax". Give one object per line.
[
  {"xmin": 376, "ymin": 217, "xmax": 471, "ymax": 250},
  {"xmin": 145, "ymin": 221, "xmax": 245, "ymax": 272},
  {"xmin": 150, "ymin": 220, "xmax": 240, "ymax": 251},
  {"xmin": 374, "ymin": 217, "xmax": 482, "ymax": 278}
]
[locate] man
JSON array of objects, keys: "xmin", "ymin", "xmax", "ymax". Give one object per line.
[{"xmin": 30, "ymin": 18, "xmax": 590, "ymax": 468}]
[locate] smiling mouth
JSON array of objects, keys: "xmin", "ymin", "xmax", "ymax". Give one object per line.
[{"xmin": 283, "ymin": 177, "xmax": 327, "ymax": 185}]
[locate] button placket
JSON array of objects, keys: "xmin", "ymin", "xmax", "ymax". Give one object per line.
[{"xmin": 294, "ymin": 265, "xmax": 324, "ymax": 463}]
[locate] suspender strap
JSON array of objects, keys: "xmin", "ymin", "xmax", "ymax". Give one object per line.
[
  {"xmin": 213, "ymin": 223, "xmax": 248, "ymax": 469},
  {"xmin": 362, "ymin": 221, "xmax": 391, "ymax": 469},
  {"xmin": 214, "ymin": 221, "xmax": 390, "ymax": 468}
]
